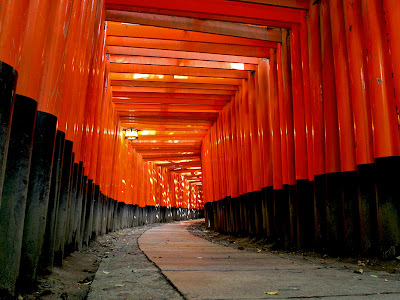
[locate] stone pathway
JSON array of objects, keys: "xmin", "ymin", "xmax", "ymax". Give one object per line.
[
  {"xmin": 139, "ymin": 220, "xmax": 400, "ymax": 300},
  {"xmin": 88, "ymin": 220, "xmax": 400, "ymax": 299}
]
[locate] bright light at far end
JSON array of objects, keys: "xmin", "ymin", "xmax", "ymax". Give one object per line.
[
  {"xmin": 133, "ymin": 74, "xmax": 150, "ymax": 79},
  {"xmin": 230, "ymin": 63, "xmax": 245, "ymax": 70},
  {"xmin": 140, "ymin": 130, "xmax": 156, "ymax": 136}
]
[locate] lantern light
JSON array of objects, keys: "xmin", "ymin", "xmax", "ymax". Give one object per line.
[{"xmin": 124, "ymin": 128, "xmax": 139, "ymax": 140}]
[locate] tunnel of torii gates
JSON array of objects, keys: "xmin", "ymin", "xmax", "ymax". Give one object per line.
[{"xmin": 0, "ymin": 0, "xmax": 400, "ymax": 297}]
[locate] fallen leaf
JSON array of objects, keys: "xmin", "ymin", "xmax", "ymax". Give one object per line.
[
  {"xmin": 115, "ymin": 284, "xmax": 124, "ymax": 287},
  {"xmin": 264, "ymin": 291, "xmax": 279, "ymax": 295},
  {"xmin": 103, "ymin": 271, "xmax": 110, "ymax": 274},
  {"xmin": 83, "ymin": 282, "xmax": 92, "ymax": 285},
  {"xmin": 370, "ymin": 275, "xmax": 378, "ymax": 278},
  {"xmin": 320, "ymin": 261, "xmax": 326, "ymax": 264},
  {"xmin": 385, "ymin": 279, "xmax": 389, "ymax": 282},
  {"xmin": 18, "ymin": 296, "xmax": 23, "ymax": 300},
  {"xmin": 354, "ymin": 269, "xmax": 364, "ymax": 274},
  {"xmin": 358, "ymin": 260, "xmax": 366, "ymax": 267},
  {"xmin": 257, "ymin": 249, "xmax": 262, "ymax": 253}
]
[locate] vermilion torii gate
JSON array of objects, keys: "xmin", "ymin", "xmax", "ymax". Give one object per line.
[{"xmin": 0, "ymin": 0, "xmax": 399, "ymax": 297}]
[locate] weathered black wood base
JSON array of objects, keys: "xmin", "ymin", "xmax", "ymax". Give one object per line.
[{"xmin": 205, "ymin": 160, "xmax": 400, "ymax": 258}]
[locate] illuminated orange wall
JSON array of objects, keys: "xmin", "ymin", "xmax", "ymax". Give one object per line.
[
  {"xmin": 0, "ymin": 0, "xmax": 202, "ymax": 209},
  {"xmin": 202, "ymin": 0, "xmax": 400, "ymax": 203}
]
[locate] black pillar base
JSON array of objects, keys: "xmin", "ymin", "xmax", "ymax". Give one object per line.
[
  {"xmin": 264, "ymin": 187, "xmax": 275, "ymax": 239},
  {"xmin": 39, "ymin": 130, "xmax": 65, "ymax": 275},
  {"xmin": 358, "ymin": 163, "xmax": 378, "ymax": 256},
  {"xmin": 0, "ymin": 95, "xmax": 37, "ymax": 296},
  {"xmin": 274, "ymin": 188, "xmax": 290, "ymax": 248},
  {"xmin": 314, "ymin": 174, "xmax": 327, "ymax": 250},
  {"xmin": 54, "ymin": 140, "xmax": 73, "ymax": 266},
  {"xmin": 342, "ymin": 171, "xmax": 361, "ymax": 255},
  {"xmin": 296, "ymin": 180, "xmax": 314, "ymax": 249},
  {"xmin": 64, "ymin": 162, "xmax": 79, "ymax": 255},
  {"xmin": 18, "ymin": 111, "xmax": 57, "ymax": 290},
  {"xmin": 375, "ymin": 157, "xmax": 400, "ymax": 258},
  {"xmin": 0, "ymin": 61, "xmax": 18, "ymax": 203},
  {"xmin": 326, "ymin": 172, "xmax": 345, "ymax": 255}
]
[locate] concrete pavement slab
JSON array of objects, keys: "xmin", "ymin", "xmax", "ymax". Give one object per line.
[{"xmin": 139, "ymin": 220, "xmax": 400, "ymax": 300}]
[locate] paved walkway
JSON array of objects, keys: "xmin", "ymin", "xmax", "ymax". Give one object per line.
[{"xmin": 139, "ymin": 220, "xmax": 400, "ymax": 300}]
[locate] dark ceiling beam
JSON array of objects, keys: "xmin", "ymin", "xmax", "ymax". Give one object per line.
[
  {"xmin": 106, "ymin": 11, "xmax": 282, "ymax": 42},
  {"xmin": 105, "ymin": 0, "xmax": 303, "ymax": 27}
]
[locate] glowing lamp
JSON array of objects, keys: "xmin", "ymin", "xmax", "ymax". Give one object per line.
[{"xmin": 124, "ymin": 128, "xmax": 139, "ymax": 140}]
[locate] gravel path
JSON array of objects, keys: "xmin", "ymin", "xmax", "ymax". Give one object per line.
[{"xmin": 88, "ymin": 225, "xmax": 184, "ymax": 300}]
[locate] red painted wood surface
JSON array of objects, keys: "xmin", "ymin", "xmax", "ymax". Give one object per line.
[
  {"xmin": 0, "ymin": 0, "xmax": 29, "ymax": 70},
  {"xmin": 3, "ymin": 0, "xmax": 400, "ymax": 208}
]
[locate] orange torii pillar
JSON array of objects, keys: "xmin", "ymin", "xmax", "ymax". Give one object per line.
[
  {"xmin": 206, "ymin": 0, "xmax": 400, "ymax": 258},
  {"xmin": 15, "ymin": 0, "xmax": 60, "ymax": 291},
  {"xmin": 342, "ymin": 0, "xmax": 375, "ymax": 254},
  {"xmin": 81, "ymin": 7, "xmax": 107, "ymax": 250},
  {"xmin": 0, "ymin": 0, "xmax": 62, "ymax": 295},
  {"xmin": 0, "ymin": 0, "xmax": 108, "ymax": 296},
  {"xmin": 0, "ymin": 1, "xmax": 31, "ymax": 296},
  {"xmin": 361, "ymin": 0, "xmax": 400, "ymax": 257},
  {"xmin": 60, "ymin": 0, "xmax": 102, "ymax": 260},
  {"xmin": 306, "ymin": 0, "xmax": 326, "ymax": 250},
  {"xmin": 327, "ymin": 0, "xmax": 357, "ymax": 253},
  {"xmin": 45, "ymin": 0, "xmax": 89, "ymax": 268},
  {"xmin": 0, "ymin": 0, "xmax": 29, "ymax": 201}
]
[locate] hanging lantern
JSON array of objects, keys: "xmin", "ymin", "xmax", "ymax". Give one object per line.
[{"xmin": 124, "ymin": 128, "xmax": 139, "ymax": 140}]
